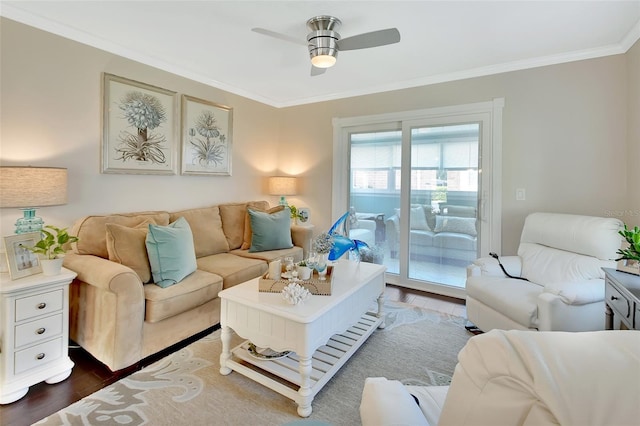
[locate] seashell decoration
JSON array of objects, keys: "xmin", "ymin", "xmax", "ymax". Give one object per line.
[{"xmin": 281, "ymin": 282, "xmax": 311, "ymax": 305}]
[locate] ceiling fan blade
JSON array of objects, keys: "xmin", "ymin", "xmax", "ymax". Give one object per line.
[
  {"xmin": 251, "ymin": 28, "xmax": 306, "ymax": 46},
  {"xmin": 337, "ymin": 28, "xmax": 400, "ymax": 51},
  {"xmin": 311, "ymin": 65, "xmax": 327, "ymax": 77}
]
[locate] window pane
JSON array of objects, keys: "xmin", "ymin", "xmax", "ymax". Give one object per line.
[{"xmin": 352, "ymin": 170, "xmax": 388, "ymax": 190}]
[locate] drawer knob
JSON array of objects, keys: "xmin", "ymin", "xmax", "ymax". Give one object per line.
[
  {"xmin": 611, "ymin": 296, "xmax": 619, "ymax": 301},
  {"xmin": 36, "ymin": 353, "xmax": 45, "ymax": 360},
  {"xmin": 36, "ymin": 327, "xmax": 46, "ymax": 335},
  {"xmin": 37, "ymin": 302, "xmax": 47, "ymax": 310}
]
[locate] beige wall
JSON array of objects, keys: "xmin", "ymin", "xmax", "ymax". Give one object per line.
[
  {"xmin": 0, "ymin": 18, "xmax": 283, "ymax": 237},
  {"xmin": 627, "ymin": 40, "xmax": 640, "ymax": 229},
  {"xmin": 281, "ymin": 53, "xmax": 632, "ymax": 254},
  {"xmin": 1, "ymin": 18, "xmax": 637, "ymax": 255}
]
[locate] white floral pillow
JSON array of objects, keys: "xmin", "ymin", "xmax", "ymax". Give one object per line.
[{"xmin": 434, "ymin": 216, "xmax": 477, "ymax": 236}]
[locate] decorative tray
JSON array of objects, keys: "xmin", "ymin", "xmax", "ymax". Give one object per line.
[{"xmin": 258, "ymin": 266, "xmax": 333, "ymax": 295}]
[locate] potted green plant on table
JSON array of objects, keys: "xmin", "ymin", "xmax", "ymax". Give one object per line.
[
  {"xmin": 288, "ymin": 205, "xmax": 308, "ymax": 224},
  {"xmin": 27, "ymin": 225, "xmax": 79, "ymax": 276},
  {"xmin": 616, "ymin": 224, "xmax": 640, "ymax": 276}
]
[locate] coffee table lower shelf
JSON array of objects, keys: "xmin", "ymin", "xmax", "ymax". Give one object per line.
[{"xmin": 225, "ymin": 311, "xmax": 382, "ymax": 414}]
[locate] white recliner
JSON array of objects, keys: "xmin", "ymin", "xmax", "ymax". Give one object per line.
[
  {"xmin": 466, "ymin": 212, "xmax": 623, "ymax": 332},
  {"xmin": 360, "ymin": 329, "xmax": 640, "ymax": 426}
]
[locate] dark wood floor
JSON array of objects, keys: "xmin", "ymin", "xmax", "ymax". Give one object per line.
[{"xmin": 0, "ymin": 285, "xmax": 465, "ymax": 426}]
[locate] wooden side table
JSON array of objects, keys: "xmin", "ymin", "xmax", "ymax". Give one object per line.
[
  {"xmin": 0, "ymin": 268, "xmax": 77, "ymax": 404},
  {"xmin": 603, "ymin": 267, "xmax": 640, "ymax": 330}
]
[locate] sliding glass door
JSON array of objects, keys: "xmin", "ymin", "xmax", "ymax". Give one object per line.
[{"xmin": 335, "ymin": 100, "xmax": 503, "ymax": 299}]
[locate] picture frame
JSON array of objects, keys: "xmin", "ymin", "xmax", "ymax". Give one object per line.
[
  {"xmin": 617, "ymin": 258, "xmax": 640, "ymax": 276},
  {"xmin": 181, "ymin": 94, "xmax": 233, "ymax": 176},
  {"xmin": 102, "ymin": 73, "xmax": 178, "ymax": 175},
  {"xmin": 4, "ymin": 232, "xmax": 42, "ymax": 280}
]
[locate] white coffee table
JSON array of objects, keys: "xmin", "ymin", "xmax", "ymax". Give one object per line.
[{"xmin": 219, "ymin": 260, "xmax": 386, "ymax": 417}]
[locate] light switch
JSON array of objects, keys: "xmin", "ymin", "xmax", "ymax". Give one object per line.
[{"xmin": 516, "ymin": 188, "xmax": 526, "ymax": 201}]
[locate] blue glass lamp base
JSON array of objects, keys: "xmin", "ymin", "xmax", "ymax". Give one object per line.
[
  {"xmin": 278, "ymin": 196, "xmax": 289, "ymax": 207},
  {"xmin": 15, "ymin": 208, "xmax": 44, "ymax": 234}
]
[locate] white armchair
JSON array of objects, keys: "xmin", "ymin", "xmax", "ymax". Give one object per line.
[
  {"xmin": 347, "ymin": 208, "xmax": 376, "ymax": 247},
  {"xmin": 466, "ymin": 212, "xmax": 623, "ymax": 332},
  {"xmin": 360, "ymin": 329, "xmax": 640, "ymax": 426}
]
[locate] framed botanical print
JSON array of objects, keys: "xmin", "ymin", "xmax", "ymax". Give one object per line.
[
  {"xmin": 181, "ymin": 95, "xmax": 233, "ymax": 176},
  {"xmin": 102, "ymin": 73, "xmax": 178, "ymax": 175},
  {"xmin": 4, "ymin": 232, "xmax": 42, "ymax": 280}
]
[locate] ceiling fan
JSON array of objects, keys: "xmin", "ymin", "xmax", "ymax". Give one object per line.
[{"xmin": 252, "ymin": 15, "xmax": 401, "ymax": 76}]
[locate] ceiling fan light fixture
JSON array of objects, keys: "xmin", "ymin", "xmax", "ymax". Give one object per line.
[
  {"xmin": 307, "ymin": 29, "xmax": 339, "ymax": 69},
  {"xmin": 311, "ymin": 53, "xmax": 337, "ymax": 68}
]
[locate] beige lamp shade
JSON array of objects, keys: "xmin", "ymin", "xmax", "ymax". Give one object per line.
[
  {"xmin": 0, "ymin": 166, "xmax": 68, "ymax": 208},
  {"xmin": 268, "ymin": 176, "xmax": 297, "ymax": 196}
]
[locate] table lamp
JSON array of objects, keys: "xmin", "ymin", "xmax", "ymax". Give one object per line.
[
  {"xmin": 0, "ymin": 166, "xmax": 68, "ymax": 234},
  {"xmin": 268, "ymin": 176, "xmax": 297, "ymax": 207}
]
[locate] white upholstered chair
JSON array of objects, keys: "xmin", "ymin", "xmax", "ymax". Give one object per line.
[
  {"xmin": 360, "ymin": 329, "xmax": 640, "ymax": 426},
  {"xmin": 347, "ymin": 208, "xmax": 376, "ymax": 247},
  {"xmin": 466, "ymin": 212, "xmax": 623, "ymax": 332}
]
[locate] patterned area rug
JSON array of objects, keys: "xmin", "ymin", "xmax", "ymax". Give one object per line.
[{"xmin": 35, "ymin": 301, "xmax": 470, "ymax": 425}]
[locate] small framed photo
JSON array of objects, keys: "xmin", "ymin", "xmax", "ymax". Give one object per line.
[
  {"xmin": 298, "ymin": 208, "xmax": 310, "ymax": 223},
  {"xmin": 102, "ymin": 73, "xmax": 178, "ymax": 175},
  {"xmin": 617, "ymin": 258, "xmax": 640, "ymax": 276},
  {"xmin": 4, "ymin": 232, "xmax": 42, "ymax": 280},
  {"xmin": 181, "ymin": 94, "xmax": 233, "ymax": 176}
]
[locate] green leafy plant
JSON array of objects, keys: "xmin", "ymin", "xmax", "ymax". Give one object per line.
[
  {"xmin": 297, "ymin": 260, "xmax": 307, "ymax": 267},
  {"xmin": 27, "ymin": 225, "xmax": 79, "ymax": 260},
  {"xmin": 289, "ymin": 205, "xmax": 305, "ymax": 222},
  {"xmin": 616, "ymin": 224, "xmax": 640, "ymax": 262}
]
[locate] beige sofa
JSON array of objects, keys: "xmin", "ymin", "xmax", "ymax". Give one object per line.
[{"xmin": 63, "ymin": 201, "xmax": 312, "ymax": 371}]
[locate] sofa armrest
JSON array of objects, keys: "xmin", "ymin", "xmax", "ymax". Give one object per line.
[
  {"xmin": 467, "ymin": 256, "xmax": 522, "ymax": 278},
  {"xmin": 360, "ymin": 377, "xmax": 429, "ymax": 426},
  {"xmin": 63, "ymin": 253, "xmax": 145, "ymax": 371},
  {"xmin": 543, "ymin": 279, "xmax": 605, "ymax": 305},
  {"xmin": 64, "ymin": 253, "xmax": 145, "ymax": 295},
  {"xmin": 355, "ymin": 219, "xmax": 376, "ymax": 232},
  {"xmin": 290, "ymin": 225, "xmax": 314, "ymax": 259}
]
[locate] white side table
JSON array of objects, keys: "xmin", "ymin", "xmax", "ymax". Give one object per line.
[{"xmin": 0, "ymin": 267, "xmax": 77, "ymax": 404}]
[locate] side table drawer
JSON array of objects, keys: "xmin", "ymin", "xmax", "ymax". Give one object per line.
[
  {"xmin": 605, "ymin": 281, "xmax": 630, "ymax": 320},
  {"xmin": 15, "ymin": 313, "xmax": 63, "ymax": 348},
  {"xmin": 14, "ymin": 337, "xmax": 63, "ymax": 375},
  {"xmin": 15, "ymin": 289, "xmax": 63, "ymax": 322}
]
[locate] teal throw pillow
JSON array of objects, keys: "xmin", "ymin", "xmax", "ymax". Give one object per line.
[
  {"xmin": 248, "ymin": 208, "xmax": 293, "ymax": 252},
  {"xmin": 146, "ymin": 216, "xmax": 197, "ymax": 288}
]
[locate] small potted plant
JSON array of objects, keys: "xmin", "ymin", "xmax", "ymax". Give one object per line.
[
  {"xmin": 616, "ymin": 224, "xmax": 640, "ymax": 275},
  {"xmin": 27, "ymin": 225, "xmax": 79, "ymax": 276},
  {"xmin": 297, "ymin": 260, "xmax": 312, "ymax": 280},
  {"xmin": 288, "ymin": 205, "xmax": 308, "ymax": 224}
]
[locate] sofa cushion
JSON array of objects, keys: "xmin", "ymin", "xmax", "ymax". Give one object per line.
[
  {"xmin": 146, "ymin": 217, "xmax": 198, "ymax": 288},
  {"xmin": 197, "ymin": 253, "xmax": 267, "ymax": 289},
  {"xmin": 518, "ymin": 242, "xmax": 607, "ymax": 286},
  {"xmin": 434, "ymin": 216, "xmax": 477, "ymax": 237},
  {"xmin": 218, "ymin": 202, "xmax": 248, "ymax": 250},
  {"xmin": 170, "ymin": 206, "xmax": 230, "ymax": 257},
  {"xmin": 410, "ymin": 205, "xmax": 431, "ymax": 231},
  {"xmin": 231, "ymin": 246, "xmax": 303, "ymax": 263},
  {"xmin": 432, "ymin": 232, "xmax": 477, "ymax": 251},
  {"xmin": 143, "ymin": 269, "xmax": 223, "ymax": 323},
  {"xmin": 105, "ymin": 221, "xmax": 153, "ymax": 283},
  {"xmin": 71, "ymin": 211, "xmax": 170, "ymax": 258},
  {"xmin": 466, "ymin": 276, "xmax": 543, "ymax": 328},
  {"xmin": 241, "ymin": 201, "xmax": 274, "ymax": 250},
  {"xmin": 248, "ymin": 207, "xmax": 293, "ymax": 252}
]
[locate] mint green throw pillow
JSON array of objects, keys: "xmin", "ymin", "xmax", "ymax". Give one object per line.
[
  {"xmin": 146, "ymin": 216, "xmax": 197, "ymax": 288},
  {"xmin": 248, "ymin": 208, "xmax": 293, "ymax": 252}
]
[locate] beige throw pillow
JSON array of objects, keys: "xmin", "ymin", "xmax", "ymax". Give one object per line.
[
  {"xmin": 241, "ymin": 204, "xmax": 285, "ymax": 250},
  {"xmin": 106, "ymin": 221, "xmax": 152, "ymax": 283},
  {"xmin": 169, "ymin": 206, "xmax": 230, "ymax": 257}
]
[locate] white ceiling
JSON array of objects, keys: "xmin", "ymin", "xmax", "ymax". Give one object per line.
[{"xmin": 2, "ymin": 1, "xmax": 639, "ymax": 108}]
